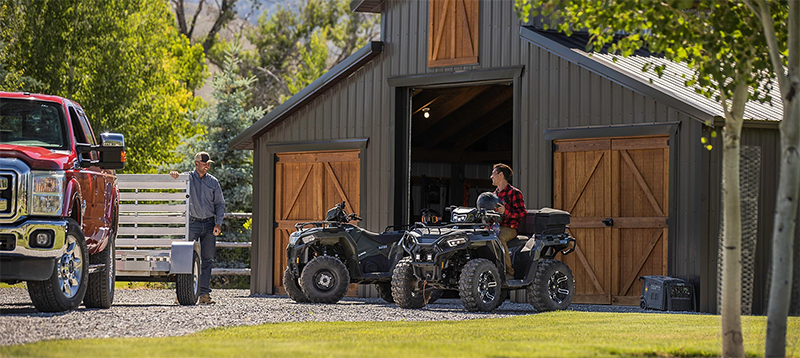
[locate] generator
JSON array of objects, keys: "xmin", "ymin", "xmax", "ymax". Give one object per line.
[{"xmin": 639, "ymin": 275, "xmax": 696, "ymax": 311}]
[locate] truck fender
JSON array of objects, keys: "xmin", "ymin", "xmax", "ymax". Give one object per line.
[
  {"xmin": 170, "ymin": 241, "xmax": 201, "ymax": 274},
  {"xmin": 63, "ymin": 178, "xmax": 82, "ymax": 224}
]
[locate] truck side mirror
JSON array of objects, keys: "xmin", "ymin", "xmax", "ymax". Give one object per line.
[{"xmin": 98, "ymin": 132, "xmax": 126, "ymax": 170}]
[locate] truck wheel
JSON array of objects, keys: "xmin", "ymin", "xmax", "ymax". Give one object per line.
[
  {"xmin": 391, "ymin": 257, "xmax": 433, "ymax": 309},
  {"xmin": 84, "ymin": 237, "xmax": 115, "ymax": 308},
  {"xmin": 459, "ymin": 258, "xmax": 504, "ymax": 312},
  {"xmin": 528, "ymin": 259, "xmax": 574, "ymax": 312},
  {"xmin": 375, "ymin": 282, "xmax": 394, "ymax": 303},
  {"xmin": 27, "ymin": 219, "xmax": 89, "ymax": 312},
  {"xmin": 284, "ymin": 266, "xmax": 309, "ymax": 303},
  {"xmin": 176, "ymin": 251, "xmax": 200, "ymax": 305},
  {"xmin": 299, "ymin": 256, "xmax": 349, "ymax": 303}
]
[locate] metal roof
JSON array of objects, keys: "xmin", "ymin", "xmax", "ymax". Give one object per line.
[
  {"xmin": 229, "ymin": 41, "xmax": 384, "ymax": 151},
  {"xmin": 350, "ymin": 0, "xmax": 383, "ymax": 13},
  {"xmin": 522, "ymin": 28, "xmax": 784, "ymax": 122}
]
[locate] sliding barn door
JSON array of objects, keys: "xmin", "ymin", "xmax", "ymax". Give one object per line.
[
  {"xmin": 554, "ymin": 136, "xmax": 669, "ymax": 305},
  {"xmin": 273, "ymin": 150, "xmax": 360, "ymax": 294}
]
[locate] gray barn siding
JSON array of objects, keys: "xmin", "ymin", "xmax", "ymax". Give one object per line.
[
  {"xmin": 251, "ymin": 0, "xmax": 720, "ymax": 304},
  {"xmin": 703, "ymin": 126, "xmax": 784, "ymax": 314}
]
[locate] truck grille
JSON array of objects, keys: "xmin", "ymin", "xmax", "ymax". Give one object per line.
[{"xmin": 0, "ymin": 172, "xmax": 14, "ymax": 218}]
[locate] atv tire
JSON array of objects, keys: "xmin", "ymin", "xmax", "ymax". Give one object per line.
[
  {"xmin": 458, "ymin": 258, "xmax": 504, "ymax": 312},
  {"xmin": 375, "ymin": 282, "xmax": 394, "ymax": 303},
  {"xmin": 84, "ymin": 236, "xmax": 115, "ymax": 308},
  {"xmin": 392, "ymin": 257, "xmax": 434, "ymax": 309},
  {"xmin": 299, "ymin": 256, "xmax": 350, "ymax": 303},
  {"xmin": 27, "ymin": 219, "xmax": 89, "ymax": 312},
  {"xmin": 528, "ymin": 259, "xmax": 574, "ymax": 312},
  {"xmin": 284, "ymin": 266, "xmax": 309, "ymax": 303}
]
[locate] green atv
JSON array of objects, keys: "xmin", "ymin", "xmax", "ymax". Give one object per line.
[
  {"xmin": 283, "ymin": 202, "xmax": 410, "ymax": 303},
  {"xmin": 392, "ymin": 195, "xmax": 576, "ymax": 312}
]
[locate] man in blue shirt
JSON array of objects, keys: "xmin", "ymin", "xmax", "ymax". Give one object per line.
[{"xmin": 171, "ymin": 152, "xmax": 225, "ymax": 304}]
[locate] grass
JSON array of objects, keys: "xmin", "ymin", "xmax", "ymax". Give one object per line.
[{"xmin": 1, "ymin": 311, "xmax": 798, "ymax": 357}]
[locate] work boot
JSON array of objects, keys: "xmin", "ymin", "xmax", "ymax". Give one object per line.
[
  {"xmin": 506, "ymin": 267, "xmax": 515, "ymax": 277},
  {"xmin": 198, "ymin": 294, "xmax": 216, "ymax": 305}
]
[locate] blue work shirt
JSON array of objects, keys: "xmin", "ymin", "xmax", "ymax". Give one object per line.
[{"xmin": 185, "ymin": 171, "xmax": 226, "ymax": 226}]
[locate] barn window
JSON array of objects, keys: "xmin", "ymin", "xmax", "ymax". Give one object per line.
[{"xmin": 428, "ymin": 0, "xmax": 479, "ymax": 67}]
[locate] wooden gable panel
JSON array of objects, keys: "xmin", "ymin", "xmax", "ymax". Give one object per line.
[{"xmin": 428, "ymin": 0, "xmax": 479, "ymax": 67}]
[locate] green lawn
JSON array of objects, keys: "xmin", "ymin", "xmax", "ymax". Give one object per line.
[{"xmin": 2, "ymin": 311, "xmax": 798, "ymax": 357}]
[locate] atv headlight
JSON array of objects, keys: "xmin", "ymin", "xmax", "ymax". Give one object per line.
[
  {"xmin": 445, "ymin": 237, "xmax": 467, "ymax": 247},
  {"xmin": 30, "ymin": 171, "xmax": 65, "ymax": 216}
]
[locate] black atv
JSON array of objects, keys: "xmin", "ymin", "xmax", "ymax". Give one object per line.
[
  {"xmin": 283, "ymin": 202, "xmax": 408, "ymax": 303},
  {"xmin": 392, "ymin": 203, "xmax": 577, "ymax": 312}
]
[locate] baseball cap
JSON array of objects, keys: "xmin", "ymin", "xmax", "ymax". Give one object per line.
[{"xmin": 194, "ymin": 152, "xmax": 214, "ymax": 163}]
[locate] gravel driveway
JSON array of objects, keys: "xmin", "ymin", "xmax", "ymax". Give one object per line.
[{"xmin": 0, "ymin": 288, "xmax": 682, "ymax": 347}]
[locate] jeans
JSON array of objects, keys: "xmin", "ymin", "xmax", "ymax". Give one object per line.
[{"xmin": 189, "ymin": 219, "xmax": 216, "ymax": 296}]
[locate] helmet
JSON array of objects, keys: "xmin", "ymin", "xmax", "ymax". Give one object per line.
[{"xmin": 476, "ymin": 192, "xmax": 500, "ymax": 211}]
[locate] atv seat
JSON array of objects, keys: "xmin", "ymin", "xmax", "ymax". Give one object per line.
[{"xmin": 359, "ymin": 229, "xmax": 405, "ymax": 245}]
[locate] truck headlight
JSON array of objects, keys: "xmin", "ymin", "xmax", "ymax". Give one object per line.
[{"xmin": 30, "ymin": 171, "xmax": 64, "ymax": 216}]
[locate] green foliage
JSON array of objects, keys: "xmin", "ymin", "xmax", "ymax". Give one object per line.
[
  {"xmin": 173, "ymin": 41, "xmax": 266, "ymax": 213},
  {"xmin": 286, "ymin": 28, "xmax": 330, "ymax": 98},
  {"xmin": 0, "ymin": 4, "xmax": 44, "ymax": 92},
  {"xmin": 2, "ymin": 311, "xmax": 798, "ymax": 357},
  {"xmin": 0, "ymin": 0, "xmax": 207, "ymax": 173},
  {"xmin": 240, "ymin": 0, "xmax": 379, "ymax": 108},
  {"xmin": 516, "ymin": 1, "xmax": 781, "ymax": 107}
]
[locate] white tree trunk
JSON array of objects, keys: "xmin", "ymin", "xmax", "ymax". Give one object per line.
[
  {"xmin": 759, "ymin": 1, "xmax": 799, "ymax": 356},
  {"xmin": 720, "ymin": 79, "xmax": 749, "ymax": 358}
]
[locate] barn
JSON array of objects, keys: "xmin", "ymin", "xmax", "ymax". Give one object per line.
[{"xmin": 230, "ymin": 0, "xmax": 792, "ymax": 313}]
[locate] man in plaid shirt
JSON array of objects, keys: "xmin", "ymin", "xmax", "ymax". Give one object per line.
[{"xmin": 491, "ymin": 163, "xmax": 526, "ymax": 276}]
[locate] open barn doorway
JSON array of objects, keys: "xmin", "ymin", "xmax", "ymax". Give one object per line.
[{"xmin": 408, "ymin": 83, "xmax": 514, "ymax": 223}]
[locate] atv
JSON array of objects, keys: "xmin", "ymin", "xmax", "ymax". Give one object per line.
[
  {"xmin": 283, "ymin": 202, "xmax": 409, "ymax": 303},
  {"xmin": 392, "ymin": 199, "xmax": 577, "ymax": 312}
]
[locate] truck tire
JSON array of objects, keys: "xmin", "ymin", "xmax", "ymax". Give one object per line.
[
  {"xmin": 284, "ymin": 266, "xmax": 309, "ymax": 303},
  {"xmin": 176, "ymin": 251, "xmax": 200, "ymax": 305},
  {"xmin": 27, "ymin": 219, "xmax": 89, "ymax": 312},
  {"xmin": 458, "ymin": 258, "xmax": 504, "ymax": 312},
  {"xmin": 391, "ymin": 257, "xmax": 433, "ymax": 309},
  {"xmin": 299, "ymin": 256, "xmax": 350, "ymax": 303},
  {"xmin": 375, "ymin": 282, "xmax": 394, "ymax": 303},
  {"xmin": 84, "ymin": 237, "xmax": 115, "ymax": 308},
  {"xmin": 528, "ymin": 259, "xmax": 574, "ymax": 312}
]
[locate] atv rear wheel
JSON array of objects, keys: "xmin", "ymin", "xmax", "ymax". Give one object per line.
[
  {"xmin": 284, "ymin": 266, "xmax": 309, "ymax": 303},
  {"xmin": 528, "ymin": 259, "xmax": 574, "ymax": 312},
  {"xmin": 458, "ymin": 258, "xmax": 504, "ymax": 312},
  {"xmin": 299, "ymin": 256, "xmax": 350, "ymax": 303},
  {"xmin": 375, "ymin": 282, "xmax": 393, "ymax": 303},
  {"xmin": 391, "ymin": 257, "xmax": 434, "ymax": 308}
]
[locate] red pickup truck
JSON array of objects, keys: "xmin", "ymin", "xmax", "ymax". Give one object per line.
[{"xmin": 0, "ymin": 91, "xmax": 125, "ymax": 312}]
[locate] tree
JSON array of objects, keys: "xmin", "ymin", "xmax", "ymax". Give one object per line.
[
  {"xmin": 171, "ymin": 0, "xmax": 263, "ymax": 57},
  {"xmin": 174, "ymin": 40, "xmax": 266, "ymax": 213},
  {"xmin": 243, "ymin": 0, "xmax": 379, "ymax": 108},
  {"xmin": 741, "ymin": 1, "xmax": 798, "ymax": 356},
  {"xmin": 515, "ymin": 1, "xmax": 781, "ymax": 356},
  {"xmin": 0, "ymin": 0, "xmax": 207, "ymax": 173}
]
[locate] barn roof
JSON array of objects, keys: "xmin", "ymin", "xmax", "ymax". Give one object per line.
[
  {"xmin": 229, "ymin": 41, "xmax": 384, "ymax": 151},
  {"xmin": 520, "ymin": 26, "xmax": 784, "ymax": 123},
  {"xmin": 350, "ymin": 0, "xmax": 383, "ymax": 13}
]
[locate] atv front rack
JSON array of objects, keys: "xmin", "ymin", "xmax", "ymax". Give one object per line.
[{"xmin": 294, "ymin": 221, "xmax": 348, "ymax": 231}]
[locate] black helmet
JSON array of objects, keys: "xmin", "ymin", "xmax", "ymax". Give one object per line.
[{"xmin": 476, "ymin": 192, "xmax": 500, "ymax": 211}]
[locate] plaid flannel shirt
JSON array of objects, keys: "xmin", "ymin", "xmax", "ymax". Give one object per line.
[{"xmin": 495, "ymin": 184, "xmax": 526, "ymax": 229}]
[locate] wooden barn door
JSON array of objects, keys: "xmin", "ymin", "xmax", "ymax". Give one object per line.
[
  {"xmin": 273, "ymin": 150, "xmax": 361, "ymax": 294},
  {"xmin": 554, "ymin": 136, "xmax": 669, "ymax": 305}
]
